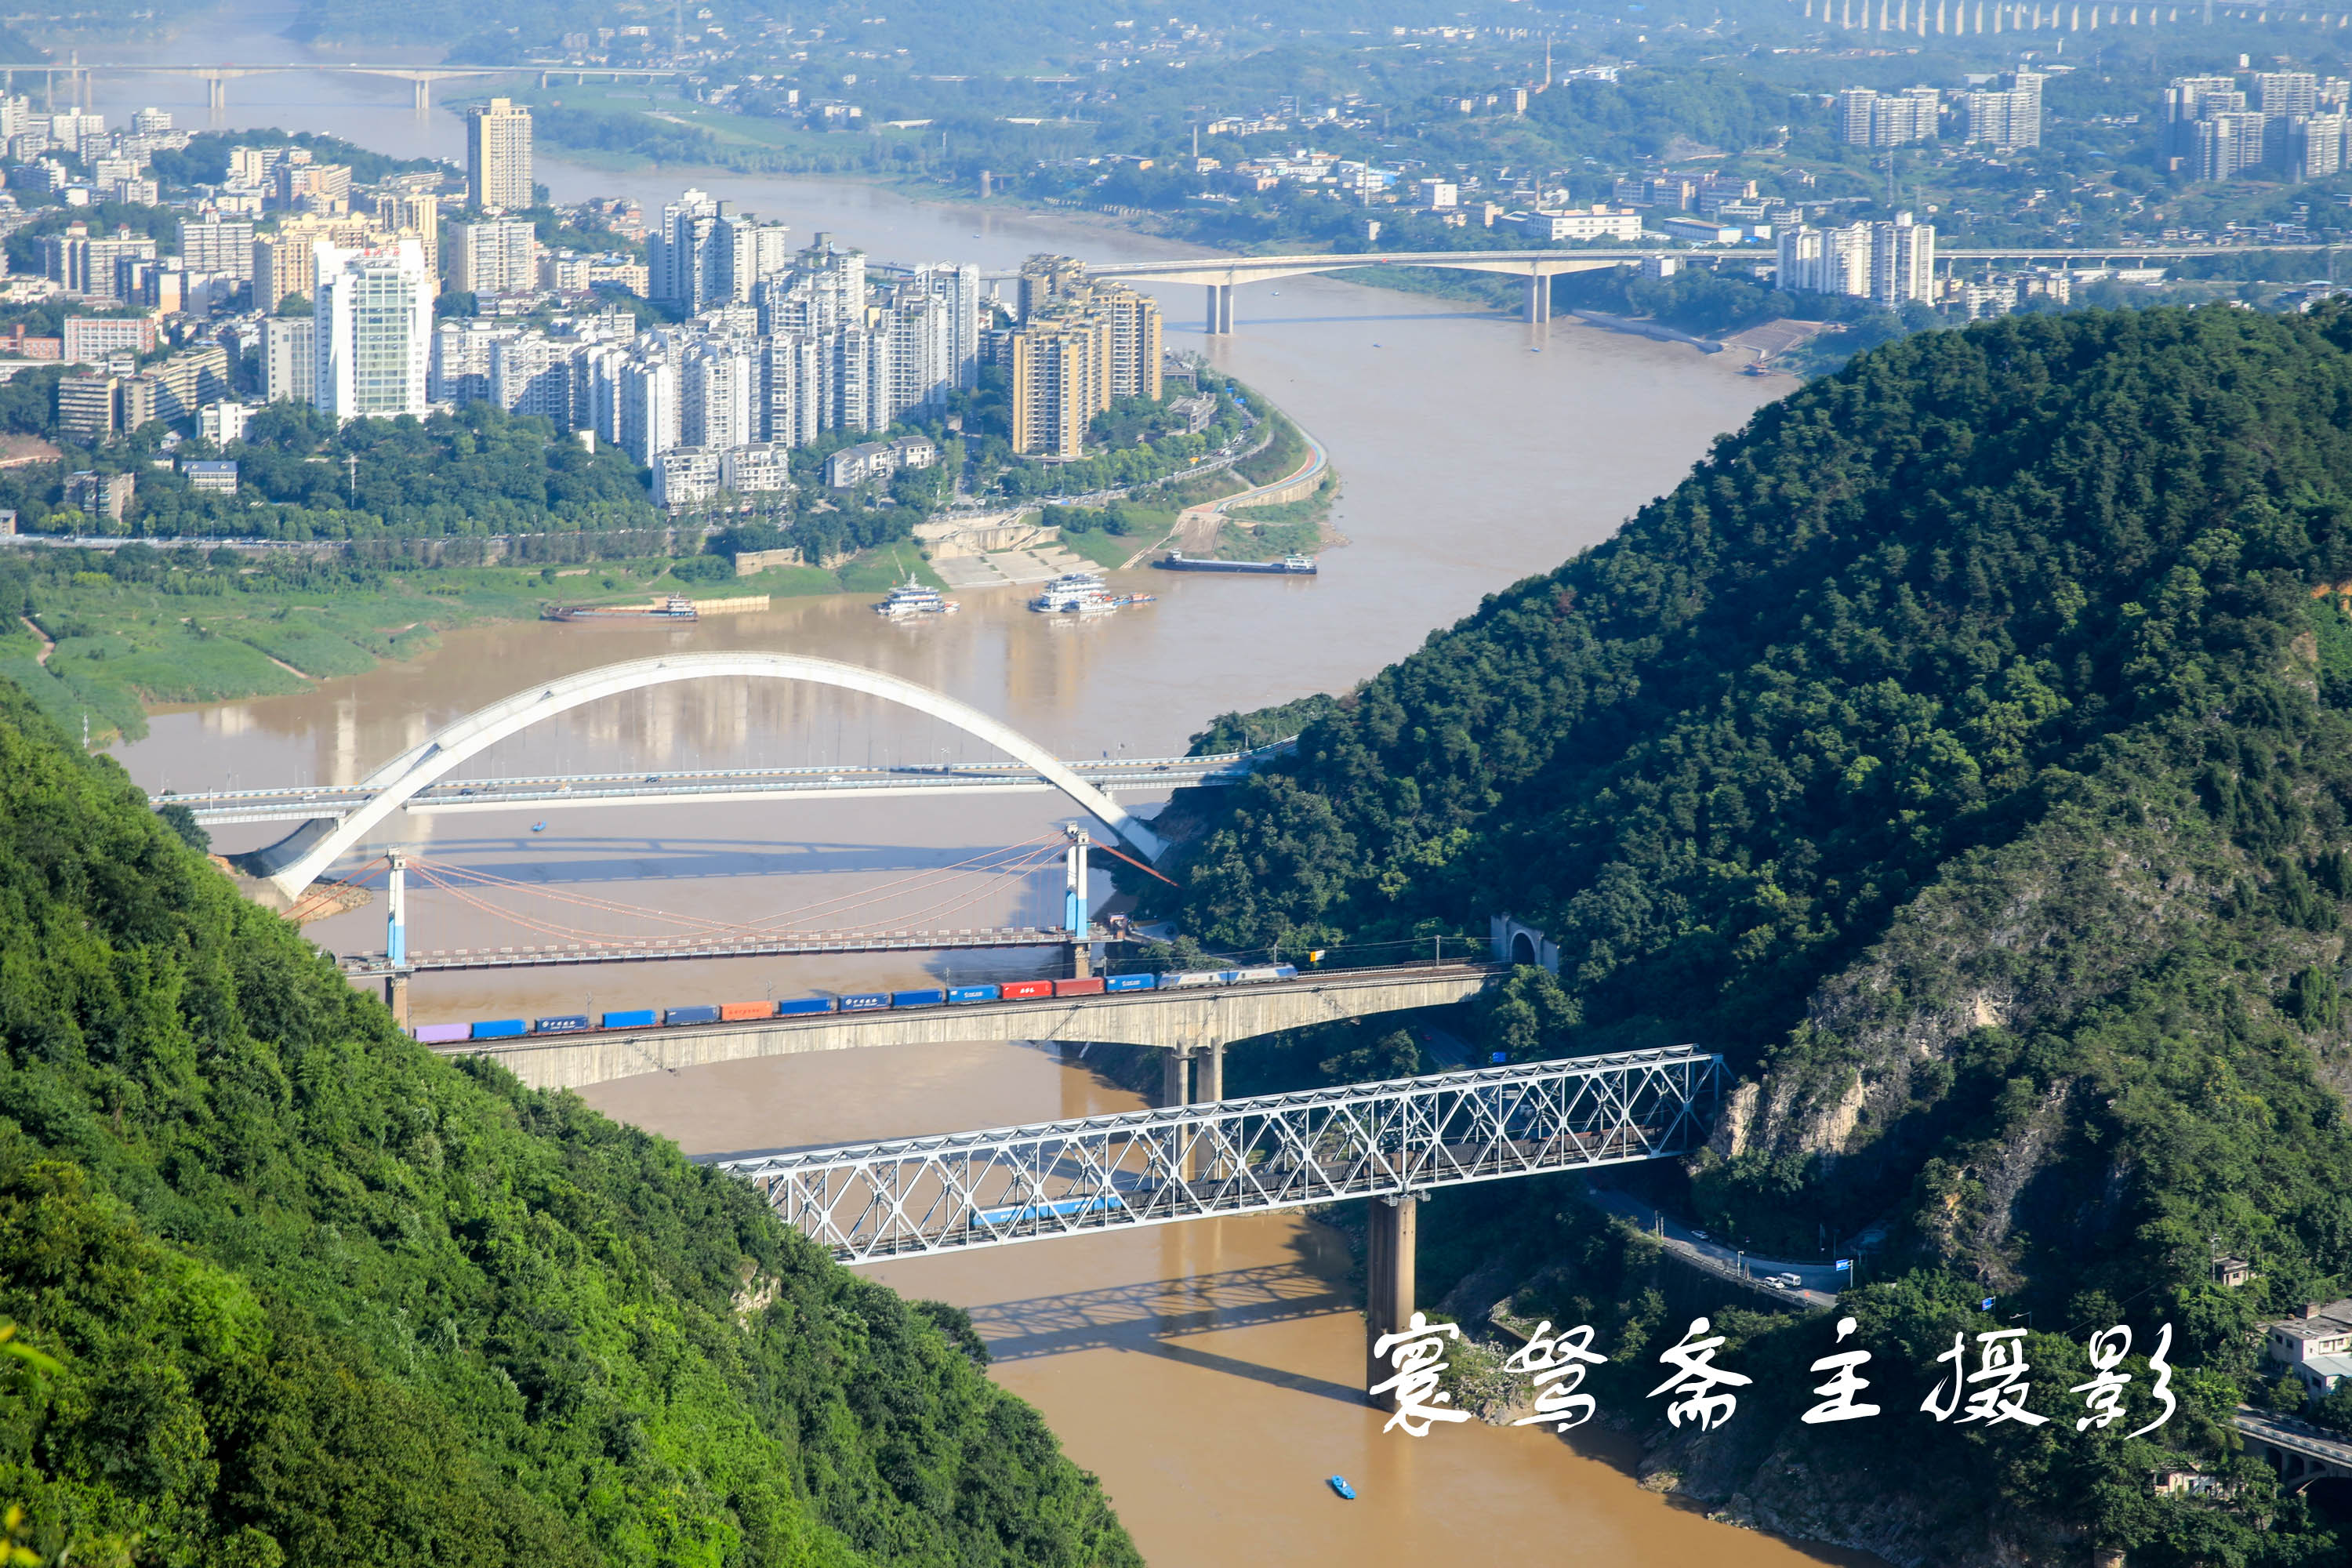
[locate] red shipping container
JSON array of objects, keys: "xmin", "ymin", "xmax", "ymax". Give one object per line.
[
  {"xmin": 719, "ymin": 1001, "xmax": 775, "ymax": 1021},
  {"xmin": 1000, "ymin": 980, "xmax": 1054, "ymax": 1000},
  {"xmin": 1053, "ymin": 978, "xmax": 1106, "ymax": 997}
]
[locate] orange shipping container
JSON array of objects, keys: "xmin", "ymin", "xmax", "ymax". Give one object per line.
[{"xmin": 718, "ymin": 1001, "xmax": 774, "ymax": 1021}]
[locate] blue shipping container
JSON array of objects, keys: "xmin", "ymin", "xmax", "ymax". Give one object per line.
[
  {"xmin": 534, "ymin": 1014, "xmax": 592, "ymax": 1033},
  {"xmin": 470, "ymin": 1018, "xmax": 528, "ymax": 1040},
  {"xmin": 947, "ymin": 984, "xmax": 1000, "ymax": 1004},
  {"xmin": 664, "ymin": 1004, "xmax": 722, "ymax": 1026},
  {"xmin": 891, "ymin": 988, "xmax": 946, "ymax": 1008},
  {"xmin": 601, "ymin": 1009, "xmax": 659, "ymax": 1030},
  {"xmin": 840, "ymin": 993, "xmax": 891, "ymax": 1012},
  {"xmin": 775, "ymin": 996, "xmax": 837, "ymax": 1017},
  {"xmin": 1103, "ymin": 973, "xmax": 1156, "ymax": 993}
]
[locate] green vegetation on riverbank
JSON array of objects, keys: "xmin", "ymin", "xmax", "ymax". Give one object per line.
[
  {"xmin": 1141, "ymin": 304, "xmax": 2352, "ymax": 1563},
  {"xmin": 0, "ymin": 679, "xmax": 1140, "ymax": 1568},
  {"xmin": 0, "ymin": 542, "xmax": 941, "ymax": 746}
]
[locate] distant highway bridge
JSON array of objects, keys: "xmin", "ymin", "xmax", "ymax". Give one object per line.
[
  {"xmin": 1084, "ymin": 243, "xmax": 2309, "ymax": 331},
  {"xmin": 0, "ymin": 56, "xmax": 677, "ymax": 114}
]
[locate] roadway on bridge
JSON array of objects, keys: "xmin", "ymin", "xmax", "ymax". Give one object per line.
[{"xmin": 166, "ymin": 749, "xmax": 1269, "ymax": 827}]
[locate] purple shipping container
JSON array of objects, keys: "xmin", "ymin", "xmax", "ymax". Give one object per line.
[{"xmin": 413, "ymin": 1022, "xmax": 471, "ymax": 1044}]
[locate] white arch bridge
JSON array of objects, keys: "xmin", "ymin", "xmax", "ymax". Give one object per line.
[{"xmin": 238, "ymin": 652, "xmax": 1170, "ymax": 897}]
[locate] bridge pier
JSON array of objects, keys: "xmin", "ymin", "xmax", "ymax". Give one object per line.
[
  {"xmin": 1161, "ymin": 1047, "xmax": 1191, "ymax": 1108},
  {"xmin": 1364, "ymin": 1193, "xmax": 1419, "ymax": 1410},
  {"xmin": 206, "ymin": 75, "xmax": 225, "ymax": 114},
  {"xmin": 414, "ymin": 77, "xmax": 430, "ymax": 114},
  {"xmin": 1204, "ymin": 283, "xmax": 1233, "ymax": 334},
  {"xmin": 383, "ymin": 972, "xmax": 410, "ymax": 1029},
  {"xmin": 1526, "ymin": 272, "xmax": 1553, "ymax": 324},
  {"xmin": 1199, "ymin": 1040, "xmax": 1223, "ymax": 1102}
]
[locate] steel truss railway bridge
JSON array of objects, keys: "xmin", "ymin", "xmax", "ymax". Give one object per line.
[{"xmin": 713, "ymin": 1046, "xmax": 1724, "ymax": 1403}]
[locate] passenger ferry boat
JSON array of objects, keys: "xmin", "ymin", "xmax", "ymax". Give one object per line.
[
  {"xmin": 1028, "ymin": 572, "xmax": 1156, "ymax": 616},
  {"xmin": 873, "ymin": 577, "xmax": 960, "ymax": 617}
]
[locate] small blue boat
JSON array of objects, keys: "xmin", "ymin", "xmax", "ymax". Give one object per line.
[
  {"xmin": 531, "ymin": 822, "xmax": 547, "ymax": 833},
  {"xmin": 1327, "ymin": 1475, "xmax": 1356, "ymax": 1501}
]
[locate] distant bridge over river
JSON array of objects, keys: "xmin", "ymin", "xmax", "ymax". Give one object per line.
[{"xmin": 1080, "ymin": 243, "xmax": 2299, "ymax": 330}]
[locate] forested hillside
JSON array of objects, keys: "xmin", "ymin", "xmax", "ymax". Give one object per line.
[
  {"xmin": 0, "ymin": 684, "xmax": 1138, "ymax": 1568},
  {"xmin": 1154, "ymin": 305, "xmax": 2352, "ymax": 1563}
]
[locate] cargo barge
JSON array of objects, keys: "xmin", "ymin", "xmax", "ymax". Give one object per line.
[
  {"xmin": 1153, "ymin": 551, "xmax": 1317, "ymax": 575},
  {"xmin": 542, "ymin": 594, "xmax": 699, "ymax": 622}
]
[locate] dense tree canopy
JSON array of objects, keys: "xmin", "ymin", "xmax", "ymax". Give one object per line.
[
  {"xmin": 0, "ymin": 683, "xmax": 1137, "ymax": 1568},
  {"xmin": 1150, "ymin": 306, "xmax": 2352, "ymax": 1559}
]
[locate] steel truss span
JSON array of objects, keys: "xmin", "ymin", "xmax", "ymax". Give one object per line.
[{"xmin": 718, "ymin": 1046, "xmax": 1723, "ymax": 1264}]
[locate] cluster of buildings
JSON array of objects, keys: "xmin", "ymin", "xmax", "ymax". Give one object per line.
[
  {"xmin": 1835, "ymin": 72, "xmax": 2044, "ymax": 153},
  {"xmin": 2163, "ymin": 69, "xmax": 2352, "ymax": 182},
  {"xmin": 1943, "ymin": 265, "xmax": 2073, "ymax": 318},
  {"xmin": 1774, "ymin": 210, "xmax": 1938, "ymax": 307},
  {"xmin": 998, "ymin": 256, "xmax": 1163, "ymax": 459},
  {"xmin": 2, "ymin": 100, "xmax": 186, "ymax": 209}
]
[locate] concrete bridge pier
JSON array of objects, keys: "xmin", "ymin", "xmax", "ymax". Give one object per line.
[
  {"xmin": 1161, "ymin": 1046, "xmax": 1192, "ymax": 1108},
  {"xmin": 1526, "ymin": 271, "xmax": 1553, "ymax": 324},
  {"xmin": 1204, "ymin": 283, "xmax": 1234, "ymax": 334},
  {"xmin": 206, "ymin": 74, "xmax": 226, "ymax": 114},
  {"xmin": 413, "ymin": 77, "xmax": 430, "ymax": 114},
  {"xmin": 383, "ymin": 972, "xmax": 409, "ymax": 1029},
  {"xmin": 1364, "ymin": 1193, "xmax": 1419, "ymax": 1410}
]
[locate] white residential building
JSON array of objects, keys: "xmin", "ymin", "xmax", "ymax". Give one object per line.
[
  {"xmin": 312, "ymin": 238, "xmax": 433, "ymax": 419},
  {"xmin": 260, "ymin": 314, "xmax": 315, "ymax": 404},
  {"xmin": 450, "ymin": 218, "xmax": 539, "ymax": 296},
  {"xmin": 619, "ymin": 356, "xmax": 681, "ymax": 466},
  {"xmin": 652, "ymin": 445, "xmax": 720, "ymax": 509}
]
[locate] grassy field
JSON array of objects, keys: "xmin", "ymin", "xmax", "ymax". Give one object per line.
[
  {"xmin": 9, "ymin": 546, "xmax": 949, "ymax": 745},
  {"xmin": 1214, "ymin": 474, "xmax": 1337, "ymax": 561}
]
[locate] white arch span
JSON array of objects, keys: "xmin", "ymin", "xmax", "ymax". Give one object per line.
[{"xmin": 249, "ymin": 652, "xmax": 1167, "ymax": 895}]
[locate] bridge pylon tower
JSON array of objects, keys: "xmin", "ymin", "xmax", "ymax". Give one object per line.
[
  {"xmin": 1064, "ymin": 823, "xmax": 1091, "ymax": 980},
  {"xmin": 382, "ymin": 848, "xmax": 411, "ymax": 1026}
]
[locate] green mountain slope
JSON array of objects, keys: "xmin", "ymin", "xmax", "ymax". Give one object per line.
[
  {"xmin": 0, "ymin": 683, "xmax": 1137, "ymax": 1568},
  {"xmin": 1154, "ymin": 305, "xmax": 2352, "ymax": 1562}
]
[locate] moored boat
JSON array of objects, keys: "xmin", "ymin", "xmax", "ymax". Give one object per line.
[
  {"xmin": 543, "ymin": 594, "xmax": 699, "ymax": 622},
  {"xmin": 1028, "ymin": 572, "xmax": 1157, "ymax": 616},
  {"xmin": 873, "ymin": 577, "xmax": 960, "ymax": 617},
  {"xmin": 1153, "ymin": 551, "xmax": 1317, "ymax": 575}
]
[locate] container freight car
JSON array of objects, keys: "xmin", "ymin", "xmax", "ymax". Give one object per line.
[{"xmin": 411, "ymin": 959, "xmax": 1319, "ymax": 1047}]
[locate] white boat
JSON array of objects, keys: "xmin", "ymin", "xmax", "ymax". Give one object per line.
[
  {"xmin": 1028, "ymin": 572, "xmax": 1156, "ymax": 616},
  {"xmin": 873, "ymin": 577, "xmax": 960, "ymax": 617}
]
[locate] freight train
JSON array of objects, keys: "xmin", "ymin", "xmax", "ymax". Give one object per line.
[{"xmin": 410, "ymin": 965, "xmax": 1301, "ymax": 1044}]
